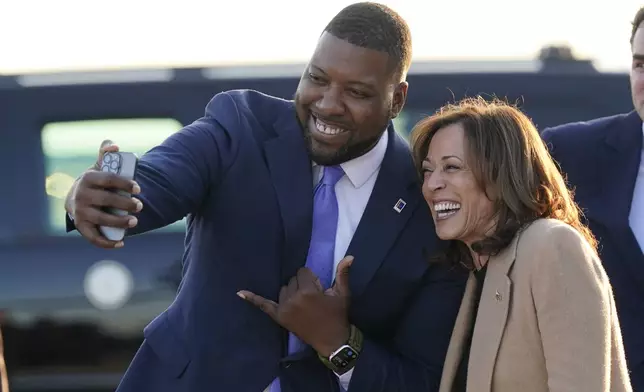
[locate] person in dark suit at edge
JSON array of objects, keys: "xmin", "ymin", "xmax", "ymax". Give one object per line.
[
  {"xmin": 64, "ymin": 3, "xmax": 466, "ymax": 391},
  {"xmin": 541, "ymin": 7, "xmax": 644, "ymax": 391}
]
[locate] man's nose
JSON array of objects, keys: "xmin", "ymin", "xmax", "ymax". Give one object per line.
[{"xmin": 315, "ymin": 89, "xmax": 345, "ymax": 116}]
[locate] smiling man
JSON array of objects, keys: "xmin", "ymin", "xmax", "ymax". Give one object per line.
[{"xmin": 64, "ymin": 3, "xmax": 466, "ymax": 392}]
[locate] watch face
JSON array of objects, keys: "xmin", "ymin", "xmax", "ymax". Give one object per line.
[{"xmin": 330, "ymin": 345, "xmax": 358, "ymax": 369}]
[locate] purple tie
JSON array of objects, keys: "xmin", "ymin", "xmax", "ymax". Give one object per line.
[{"xmin": 269, "ymin": 165, "xmax": 345, "ymax": 392}]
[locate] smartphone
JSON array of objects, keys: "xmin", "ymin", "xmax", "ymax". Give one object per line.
[{"xmin": 98, "ymin": 151, "xmax": 139, "ymax": 242}]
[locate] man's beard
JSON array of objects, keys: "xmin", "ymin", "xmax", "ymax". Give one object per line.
[{"xmin": 299, "ymin": 112, "xmax": 391, "ymax": 166}]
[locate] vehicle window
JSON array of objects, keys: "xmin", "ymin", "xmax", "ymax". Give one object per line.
[
  {"xmin": 392, "ymin": 108, "xmax": 433, "ymax": 140},
  {"xmin": 42, "ymin": 118, "xmax": 186, "ymax": 234}
]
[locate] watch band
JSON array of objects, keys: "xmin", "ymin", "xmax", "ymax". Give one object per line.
[
  {"xmin": 318, "ymin": 324, "xmax": 363, "ymax": 373},
  {"xmin": 346, "ymin": 324, "xmax": 363, "ymax": 353}
]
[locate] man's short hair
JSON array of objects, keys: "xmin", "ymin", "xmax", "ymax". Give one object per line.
[
  {"xmin": 630, "ymin": 6, "xmax": 644, "ymax": 44},
  {"xmin": 323, "ymin": 2, "xmax": 412, "ymax": 81}
]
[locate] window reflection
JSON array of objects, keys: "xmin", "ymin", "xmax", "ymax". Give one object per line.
[
  {"xmin": 41, "ymin": 118, "xmax": 186, "ymax": 234},
  {"xmin": 392, "ymin": 109, "xmax": 433, "ymax": 140}
]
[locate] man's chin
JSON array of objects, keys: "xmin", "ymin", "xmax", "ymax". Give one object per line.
[{"xmin": 309, "ymin": 146, "xmax": 345, "ymax": 166}]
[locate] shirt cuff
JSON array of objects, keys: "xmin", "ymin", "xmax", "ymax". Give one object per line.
[
  {"xmin": 65, "ymin": 212, "xmax": 77, "ymax": 232},
  {"xmin": 336, "ymin": 368, "xmax": 354, "ymax": 391}
]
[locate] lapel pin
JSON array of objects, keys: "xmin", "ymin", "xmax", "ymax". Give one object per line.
[
  {"xmin": 495, "ymin": 290, "xmax": 502, "ymax": 302},
  {"xmin": 393, "ymin": 199, "xmax": 406, "ymax": 213}
]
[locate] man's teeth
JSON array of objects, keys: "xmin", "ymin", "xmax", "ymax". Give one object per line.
[
  {"xmin": 434, "ymin": 202, "xmax": 461, "ymax": 212},
  {"xmin": 315, "ymin": 119, "xmax": 346, "ymax": 135}
]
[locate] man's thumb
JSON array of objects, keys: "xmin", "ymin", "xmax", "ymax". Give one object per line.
[
  {"xmin": 331, "ymin": 256, "xmax": 354, "ymax": 296},
  {"xmin": 94, "ymin": 139, "xmax": 119, "ymax": 170}
]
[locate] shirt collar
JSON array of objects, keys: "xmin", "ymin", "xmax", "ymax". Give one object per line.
[{"xmin": 313, "ymin": 129, "xmax": 389, "ymax": 189}]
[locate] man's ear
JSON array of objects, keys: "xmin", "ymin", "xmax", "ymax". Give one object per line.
[{"xmin": 391, "ymin": 81, "xmax": 408, "ymax": 119}]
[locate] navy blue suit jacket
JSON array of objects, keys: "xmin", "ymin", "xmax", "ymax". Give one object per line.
[
  {"xmin": 68, "ymin": 90, "xmax": 466, "ymax": 392},
  {"xmin": 542, "ymin": 112, "xmax": 644, "ymax": 391}
]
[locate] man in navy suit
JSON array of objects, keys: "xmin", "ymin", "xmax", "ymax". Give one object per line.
[
  {"xmin": 541, "ymin": 7, "xmax": 644, "ymax": 391},
  {"xmin": 64, "ymin": 3, "xmax": 465, "ymax": 391}
]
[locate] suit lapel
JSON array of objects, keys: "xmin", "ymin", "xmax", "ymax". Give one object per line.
[
  {"xmin": 585, "ymin": 111, "xmax": 644, "ymax": 290},
  {"xmin": 468, "ymin": 233, "xmax": 518, "ymax": 391},
  {"xmin": 438, "ymin": 274, "xmax": 478, "ymax": 392},
  {"xmin": 345, "ymin": 125, "xmax": 421, "ymax": 297},
  {"xmin": 264, "ymin": 107, "xmax": 314, "ymax": 285},
  {"xmin": 588, "ymin": 111, "xmax": 642, "ymax": 223}
]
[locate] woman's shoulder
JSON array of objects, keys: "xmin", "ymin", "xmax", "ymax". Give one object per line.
[
  {"xmin": 514, "ymin": 218, "xmax": 602, "ymax": 279},
  {"xmin": 518, "ymin": 218, "xmax": 586, "ymax": 248}
]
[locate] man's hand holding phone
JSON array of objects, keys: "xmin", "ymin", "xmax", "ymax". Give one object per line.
[{"xmin": 65, "ymin": 140, "xmax": 143, "ymax": 249}]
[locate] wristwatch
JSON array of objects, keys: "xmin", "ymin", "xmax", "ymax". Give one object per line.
[{"xmin": 319, "ymin": 324, "xmax": 364, "ymax": 374}]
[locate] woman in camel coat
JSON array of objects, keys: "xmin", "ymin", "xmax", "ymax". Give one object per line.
[{"xmin": 411, "ymin": 97, "xmax": 632, "ymax": 392}]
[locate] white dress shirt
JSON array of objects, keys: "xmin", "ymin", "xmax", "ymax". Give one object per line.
[
  {"xmin": 311, "ymin": 131, "xmax": 388, "ymax": 390},
  {"xmin": 629, "ymin": 124, "xmax": 644, "ymax": 252}
]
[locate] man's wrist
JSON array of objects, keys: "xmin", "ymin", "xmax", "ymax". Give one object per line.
[
  {"xmin": 316, "ymin": 326, "xmax": 351, "ymax": 358},
  {"xmin": 317, "ymin": 324, "xmax": 363, "ymax": 374}
]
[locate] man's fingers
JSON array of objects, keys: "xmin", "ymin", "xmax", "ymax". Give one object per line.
[
  {"xmin": 100, "ymin": 139, "xmax": 115, "ymax": 150},
  {"xmin": 286, "ymin": 273, "xmax": 299, "ymax": 297},
  {"xmin": 77, "ymin": 188, "xmax": 142, "ymax": 213},
  {"xmin": 94, "ymin": 140, "xmax": 120, "ymax": 170},
  {"xmin": 237, "ymin": 290, "xmax": 279, "ymax": 320},
  {"xmin": 78, "ymin": 206, "xmax": 136, "ymax": 229},
  {"xmin": 76, "ymin": 223, "xmax": 123, "ymax": 249},
  {"xmin": 329, "ymin": 256, "xmax": 354, "ymax": 297},
  {"xmin": 278, "ymin": 285, "xmax": 289, "ymax": 304},
  {"xmin": 313, "ymin": 276, "xmax": 323, "ymax": 291},
  {"xmin": 296, "ymin": 267, "xmax": 322, "ymax": 291},
  {"xmin": 336, "ymin": 256, "xmax": 354, "ymax": 276},
  {"xmin": 80, "ymin": 171, "xmax": 140, "ymax": 195}
]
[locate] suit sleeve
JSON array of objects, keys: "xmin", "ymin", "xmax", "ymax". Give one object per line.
[
  {"xmin": 348, "ymin": 263, "xmax": 467, "ymax": 392},
  {"xmin": 540, "ymin": 126, "xmax": 560, "ymax": 162},
  {"xmin": 532, "ymin": 224, "xmax": 621, "ymax": 392},
  {"xmin": 66, "ymin": 92, "xmax": 241, "ymax": 235}
]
